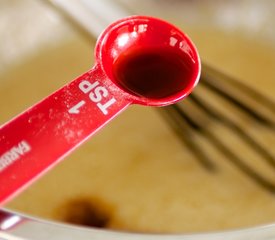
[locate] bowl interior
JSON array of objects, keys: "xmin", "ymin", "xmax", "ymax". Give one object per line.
[{"xmin": 1, "ymin": 0, "xmax": 275, "ymax": 236}]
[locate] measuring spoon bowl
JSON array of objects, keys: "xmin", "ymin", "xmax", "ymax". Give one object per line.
[{"xmin": 96, "ymin": 16, "xmax": 200, "ymax": 106}]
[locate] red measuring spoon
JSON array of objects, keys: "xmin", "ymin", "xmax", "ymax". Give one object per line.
[{"xmin": 0, "ymin": 16, "xmax": 200, "ymax": 205}]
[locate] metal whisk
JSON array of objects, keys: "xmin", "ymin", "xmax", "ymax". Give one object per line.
[
  {"xmin": 46, "ymin": 0, "xmax": 275, "ymax": 193},
  {"xmin": 161, "ymin": 64, "xmax": 275, "ymax": 193}
]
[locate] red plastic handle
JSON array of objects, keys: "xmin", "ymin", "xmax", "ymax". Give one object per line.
[
  {"xmin": 0, "ymin": 66, "xmax": 130, "ymax": 204},
  {"xmin": 0, "ymin": 16, "xmax": 201, "ymax": 205}
]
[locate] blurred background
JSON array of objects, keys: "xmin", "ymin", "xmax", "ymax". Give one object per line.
[{"xmin": 1, "ymin": 0, "xmax": 275, "ymax": 234}]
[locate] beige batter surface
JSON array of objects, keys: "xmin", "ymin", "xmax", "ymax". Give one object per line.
[{"xmin": 2, "ymin": 28, "xmax": 275, "ymax": 233}]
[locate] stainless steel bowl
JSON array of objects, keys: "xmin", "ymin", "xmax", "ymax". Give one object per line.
[{"xmin": 1, "ymin": 0, "xmax": 275, "ymax": 239}]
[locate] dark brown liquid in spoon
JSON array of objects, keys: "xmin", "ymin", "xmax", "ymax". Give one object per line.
[{"xmin": 113, "ymin": 47, "xmax": 195, "ymax": 99}]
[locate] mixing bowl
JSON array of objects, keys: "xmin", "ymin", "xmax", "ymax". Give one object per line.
[{"xmin": 1, "ymin": 0, "xmax": 275, "ymax": 239}]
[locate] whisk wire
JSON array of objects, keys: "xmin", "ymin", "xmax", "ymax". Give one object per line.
[{"xmin": 162, "ymin": 64, "xmax": 275, "ymax": 193}]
